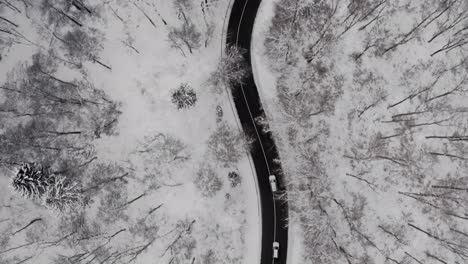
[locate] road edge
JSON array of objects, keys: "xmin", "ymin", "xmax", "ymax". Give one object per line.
[
  {"xmin": 221, "ymin": 1, "xmax": 263, "ymax": 263},
  {"xmin": 250, "ymin": 1, "xmax": 294, "ymax": 263}
]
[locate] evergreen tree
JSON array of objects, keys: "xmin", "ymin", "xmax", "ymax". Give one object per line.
[
  {"xmin": 11, "ymin": 163, "xmax": 84, "ymax": 212},
  {"xmin": 171, "ymin": 83, "xmax": 197, "ymax": 109},
  {"xmin": 11, "ymin": 163, "xmax": 53, "ymax": 199}
]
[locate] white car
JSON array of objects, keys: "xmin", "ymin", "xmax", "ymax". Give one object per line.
[
  {"xmin": 269, "ymin": 175, "xmax": 278, "ymax": 192},
  {"xmin": 273, "ymin": 242, "xmax": 280, "ymax": 259}
]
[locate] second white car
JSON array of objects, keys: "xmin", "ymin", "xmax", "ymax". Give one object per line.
[
  {"xmin": 273, "ymin": 242, "xmax": 279, "ymax": 258},
  {"xmin": 269, "ymin": 175, "xmax": 277, "ymax": 192}
]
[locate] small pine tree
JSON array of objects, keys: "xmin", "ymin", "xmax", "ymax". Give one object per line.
[
  {"xmin": 171, "ymin": 83, "xmax": 197, "ymax": 109},
  {"xmin": 11, "ymin": 163, "xmax": 53, "ymax": 199}
]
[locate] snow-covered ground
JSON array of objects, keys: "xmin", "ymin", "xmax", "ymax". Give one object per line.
[{"xmin": 0, "ymin": 1, "xmax": 259, "ymax": 263}]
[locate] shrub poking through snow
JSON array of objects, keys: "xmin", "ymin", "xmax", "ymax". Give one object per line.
[
  {"xmin": 194, "ymin": 164, "xmax": 222, "ymax": 197},
  {"xmin": 172, "ymin": 83, "xmax": 197, "ymax": 109},
  {"xmin": 11, "ymin": 163, "xmax": 83, "ymax": 212},
  {"xmin": 216, "ymin": 105, "xmax": 223, "ymax": 122},
  {"xmin": 228, "ymin": 171, "xmax": 241, "ymax": 187}
]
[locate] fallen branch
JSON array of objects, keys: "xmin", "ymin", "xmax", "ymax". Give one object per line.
[
  {"xmin": 388, "ymin": 76, "xmax": 439, "ymax": 109},
  {"xmin": 408, "ymin": 119, "xmax": 448, "ymax": 128},
  {"xmin": 92, "ymin": 57, "xmax": 112, "ymax": 70},
  {"xmin": 426, "ymin": 135, "xmax": 468, "ymax": 141},
  {"xmin": 2, "ymin": 0, "xmax": 21, "ymax": 13},
  {"xmin": 47, "ymin": 2, "xmax": 82, "ymax": 27},
  {"xmin": 82, "ymin": 173, "xmax": 128, "ymax": 193},
  {"xmin": 429, "ymin": 152, "xmax": 466, "ymax": 160},
  {"xmin": 408, "ymin": 223, "xmax": 441, "ymax": 240},
  {"xmin": 358, "ymin": 97, "xmax": 384, "ymax": 117},
  {"xmin": 386, "ymin": 256, "xmax": 401, "ymax": 264},
  {"xmin": 109, "ymin": 7, "xmax": 124, "ymax": 22},
  {"xmin": 450, "ymin": 227, "xmax": 468, "ymax": 239},
  {"xmin": 126, "ymin": 238, "xmax": 156, "ymax": 263},
  {"xmin": 147, "ymin": 203, "xmax": 164, "ymax": 216},
  {"xmin": 116, "ymin": 193, "xmax": 146, "ymax": 210},
  {"xmin": 106, "ymin": 228, "xmax": 126, "ymax": 241},
  {"xmin": 0, "ymin": 16, "xmax": 18, "ymax": 27},
  {"xmin": 15, "ymin": 255, "xmax": 33, "ymax": 264},
  {"xmin": 392, "ymin": 111, "xmax": 427, "ymax": 120},
  {"xmin": 345, "ymin": 173, "xmax": 377, "ymax": 191},
  {"xmin": 432, "ymin": 185, "xmax": 468, "ymax": 192},
  {"xmin": 42, "ymin": 231, "xmax": 77, "ymax": 248},
  {"xmin": 0, "ymin": 241, "xmax": 35, "ymax": 254},
  {"xmin": 133, "ymin": 2, "xmax": 157, "ymax": 28},
  {"xmin": 161, "ymin": 220, "xmax": 196, "ymax": 257},
  {"xmin": 378, "ymin": 225, "xmax": 403, "ymax": 244},
  {"xmin": 425, "ymin": 252, "xmax": 448, "ymax": 264},
  {"xmin": 375, "ymin": 155, "xmax": 407, "ymax": 166},
  {"xmin": 12, "ymin": 218, "xmax": 42, "ymax": 236},
  {"xmin": 404, "ymin": 252, "xmax": 423, "ymax": 264},
  {"xmin": 378, "ymin": 132, "xmax": 405, "ymax": 140}
]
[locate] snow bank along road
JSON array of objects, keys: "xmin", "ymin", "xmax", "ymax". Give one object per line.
[{"xmin": 226, "ymin": 0, "xmax": 289, "ymax": 263}]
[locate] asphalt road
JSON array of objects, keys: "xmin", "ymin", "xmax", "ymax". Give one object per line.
[{"xmin": 226, "ymin": 1, "xmax": 289, "ymax": 263}]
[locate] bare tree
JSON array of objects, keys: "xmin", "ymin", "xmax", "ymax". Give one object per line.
[
  {"xmin": 209, "ymin": 45, "xmax": 249, "ymax": 89},
  {"xmin": 194, "ymin": 164, "xmax": 222, "ymax": 197},
  {"xmin": 168, "ymin": 11, "xmax": 201, "ymax": 55}
]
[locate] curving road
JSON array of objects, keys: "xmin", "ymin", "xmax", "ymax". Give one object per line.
[{"xmin": 226, "ymin": 1, "xmax": 289, "ymax": 263}]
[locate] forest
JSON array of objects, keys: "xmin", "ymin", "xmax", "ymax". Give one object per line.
[
  {"xmin": 262, "ymin": 0, "xmax": 468, "ymax": 263},
  {"xmin": 0, "ymin": 0, "xmax": 254, "ymax": 263}
]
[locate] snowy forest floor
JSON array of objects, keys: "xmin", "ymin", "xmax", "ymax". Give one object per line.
[{"xmin": 0, "ymin": 1, "xmax": 259, "ymax": 264}]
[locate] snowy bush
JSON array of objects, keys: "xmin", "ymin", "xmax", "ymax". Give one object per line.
[
  {"xmin": 228, "ymin": 171, "xmax": 241, "ymax": 187},
  {"xmin": 96, "ymin": 183, "xmax": 129, "ymax": 225},
  {"xmin": 207, "ymin": 122, "xmax": 243, "ymax": 164},
  {"xmin": 61, "ymin": 28, "xmax": 102, "ymax": 62},
  {"xmin": 171, "ymin": 83, "xmax": 197, "ymax": 109},
  {"xmin": 216, "ymin": 105, "xmax": 223, "ymax": 122},
  {"xmin": 129, "ymin": 216, "xmax": 160, "ymax": 241},
  {"xmin": 130, "ymin": 134, "xmax": 189, "ymax": 188},
  {"xmin": 194, "ymin": 165, "xmax": 222, "ymax": 197}
]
